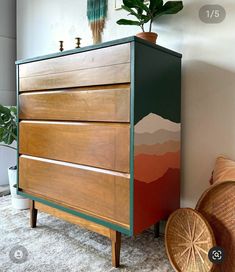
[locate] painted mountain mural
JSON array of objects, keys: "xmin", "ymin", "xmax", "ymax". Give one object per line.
[
  {"xmin": 134, "ymin": 113, "xmax": 180, "ymax": 183},
  {"xmin": 134, "ymin": 113, "xmax": 181, "ymax": 234}
]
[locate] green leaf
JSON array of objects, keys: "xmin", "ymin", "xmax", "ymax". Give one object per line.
[
  {"xmin": 0, "ymin": 104, "xmax": 11, "ymax": 115},
  {"xmin": 0, "ymin": 116, "xmax": 4, "ymax": 125},
  {"xmin": 10, "ymin": 106, "xmax": 17, "ymax": 116},
  {"xmin": 116, "ymin": 19, "xmax": 141, "ymax": 26},
  {"xmin": 13, "ymin": 127, "xmax": 17, "ymax": 139},
  {"xmin": 136, "ymin": 0, "xmax": 145, "ymax": 15},
  {"xmin": 149, "ymin": 0, "xmax": 163, "ymax": 12},
  {"xmin": 123, "ymin": 0, "xmax": 145, "ymax": 7},
  {"xmin": 123, "ymin": 0, "xmax": 136, "ymax": 8},
  {"xmin": 121, "ymin": 5, "xmax": 150, "ymax": 24},
  {"xmin": 0, "ymin": 127, "xmax": 3, "ymax": 139},
  {"xmin": 0, "ymin": 104, "xmax": 17, "ymax": 145},
  {"xmin": 134, "ymin": 0, "xmax": 150, "ymax": 13},
  {"xmin": 141, "ymin": 15, "xmax": 151, "ymax": 23},
  {"xmin": 123, "ymin": 0, "xmax": 150, "ymax": 13},
  {"xmin": 163, "ymin": 1, "xmax": 183, "ymax": 14},
  {"xmin": 117, "ymin": 0, "xmax": 152, "ymax": 28},
  {"xmin": 122, "ymin": 5, "xmax": 142, "ymax": 20},
  {"xmin": 154, "ymin": 1, "xmax": 183, "ymax": 17},
  {"xmin": 2, "ymin": 129, "xmax": 9, "ymax": 142}
]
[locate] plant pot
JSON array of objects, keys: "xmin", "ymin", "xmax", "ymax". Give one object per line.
[
  {"xmin": 136, "ymin": 32, "xmax": 158, "ymax": 44},
  {"xmin": 8, "ymin": 166, "xmax": 30, "ymax": 210}
]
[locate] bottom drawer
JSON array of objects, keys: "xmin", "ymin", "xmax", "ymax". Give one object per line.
[{"xmin": 19, "ymin": 155, "xmax": 130, "ymax": 228}]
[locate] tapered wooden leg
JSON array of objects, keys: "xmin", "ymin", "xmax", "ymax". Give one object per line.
[
  {"xmin": 110, "ymin": 230, "xmax": 121, "ymax": 267},
  {"xmin": 30, "ymin": 200, "xmax": 38, "ymax": 228},
  {"xmin": 154, "ymin": 222, "xmax": 160, "ymax": 238}
]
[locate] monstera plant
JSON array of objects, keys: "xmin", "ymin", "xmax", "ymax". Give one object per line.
[
  {"xmin": 117, "ymin": 0, "xmax": 183, "ymax": 43},
  {"xmin": 0, "ymin": 104, "xmax": 17, "ymax": 150},
  {"xmin": 0, "ymin": 104, "xmax": 29, "ymax": 209}
]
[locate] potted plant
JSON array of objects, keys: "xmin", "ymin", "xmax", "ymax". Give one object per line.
[
  {"xmin": 117, "ymin": 0, "xmax": 183, "ymax": 43},
  {"xmin": 0, "ymin": 104, "xmax": 29, "ymax": 209}
]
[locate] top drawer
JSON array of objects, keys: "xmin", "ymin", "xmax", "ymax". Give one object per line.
[{"xmin": 19, "ymin": 44, "xmax": 131, "ymax": 92}]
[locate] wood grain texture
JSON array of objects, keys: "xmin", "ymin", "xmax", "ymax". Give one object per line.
[
  {"xmin": 19, "ymin": 121, "xmax": 130, "ymax": 172},
  {"xmin": 19, "ymin": 85, "xmax": 130, "ymax": 122},
  {"xmin": 34, "ymin": 202, "xmax": 112, "ymax": 237},
  {"xmin": 30, "ymin": 200, "xmax": 37, "ymax": 228},
  {"xmin": 19, "ymin": 63, "xmax": 130, "ymax": 92},
  {"xmin": 110, "ymin": 230, "xmax": 121, "ymax": 267},
  {"xmin": 19, "ymin": 156, "xmax": 130, "ymax": 227},
  {"xmin": 19, "ymin": 43, "xmax": 130, "ymax": 78}
]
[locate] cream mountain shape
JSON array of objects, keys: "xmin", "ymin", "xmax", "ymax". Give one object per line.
[{"xmin": 135, "ymin": 113, "xmax": 180, "ymax": 134}]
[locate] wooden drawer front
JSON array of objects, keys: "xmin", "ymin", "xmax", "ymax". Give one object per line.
[
  {"xmin": 19, "ymin": 85, "xmax": 130, "ymax": 122},
  {"xmin": 19, "ymin": 156, "xmax": 130, "ymax": 228},
  {"xmin": 19, "ymin": 121, "xmax": 130, "ymax": 173},
  {"xmin": 19, "ymin": 44, "xmax": 130, "ymax": 92}
]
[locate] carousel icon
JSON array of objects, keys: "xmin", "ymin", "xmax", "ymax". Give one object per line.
[{"xmin": 9, "ymin": 245, "xmax": 28, "ymax": 264}]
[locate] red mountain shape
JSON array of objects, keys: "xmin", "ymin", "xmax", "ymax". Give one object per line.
[
  {"xmin": 134, "ymin": 168, "xmax": 180, "ymax": 234},
  {"xmin": 134, "ymin": 152, "xmax": 180, "ymax": 182}
]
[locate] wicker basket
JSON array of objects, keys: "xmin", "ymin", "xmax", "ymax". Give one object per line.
[
  {"xmin": 196, "ymin": 180, "xmax": 235, "ymax": 272},
  {"xmin": 165, "ymin": 208, "xmax": 215, "ymax": 272}
]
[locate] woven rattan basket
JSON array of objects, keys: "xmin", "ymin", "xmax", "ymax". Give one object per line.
[
  {"xmin": 165, "ymin": 208, "xmax": 216, "ymax": 272},
  {"xmin": 196, "ymin": 180, "xmax": 235, "ymax": 272}
]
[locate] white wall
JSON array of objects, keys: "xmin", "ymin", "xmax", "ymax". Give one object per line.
[
  {"xmin": 0, "ymin": 0, "xmax": 16, "ymax": 104},
  {"xmin": 17, "ymin": 0, "xmax": 235, "ymax": 207},
  {"xmin": 0, "ymin": 0, "xmax": 16, "ymax": 185}
]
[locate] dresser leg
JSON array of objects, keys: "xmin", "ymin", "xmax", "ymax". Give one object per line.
[
  {"xmin": 154, "ymin": 222, "xmax": 160, "ymax": 238},
  {"xmin": 30, "ymin": 200, "xmax": 38, "ymax": 228},
  {"xmin": 110, "ymin": 230, "xmax": 121, "ymax": 267}
]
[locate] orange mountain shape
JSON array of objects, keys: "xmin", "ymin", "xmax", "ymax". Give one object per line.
[
  {"xmin": 134, "ymin": 140, "xmax": 180, "ymax": 156},
  {"xmin": 134, "ymin": 152, "xmax": 180, "ymax": 183}
]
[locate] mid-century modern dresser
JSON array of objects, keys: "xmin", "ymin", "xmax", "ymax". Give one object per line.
[{"xmin": 16, "ymin": 36, "xmax": 181, "ymax": 267}]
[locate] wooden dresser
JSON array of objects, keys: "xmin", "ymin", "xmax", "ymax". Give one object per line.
[{"xmin": 16, "ymin": 36, "xmax": 181, "ymax": 267}]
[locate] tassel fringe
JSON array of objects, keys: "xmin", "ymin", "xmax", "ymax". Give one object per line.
[{"xmin": 87, "ymin": 0, "xmax": 107, "ymax": 44}]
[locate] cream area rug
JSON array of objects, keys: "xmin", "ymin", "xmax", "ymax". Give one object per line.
[{"xmin": 0, "ymin": 196, "xmax": 173, "ymax": 272}]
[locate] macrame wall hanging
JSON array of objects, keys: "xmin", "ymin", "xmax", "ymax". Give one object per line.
[{"xmin": 87, "ymin": 0, "xmax": 107, "ymax": 44}]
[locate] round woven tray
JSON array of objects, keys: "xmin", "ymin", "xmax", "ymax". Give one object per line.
[
  {"xmin": 196, "ymin": 180, "xmax": 235, "ymax": 272},
  {"xmin": 165, "ymin": 208, "xmax": 215, "ymax": 272}
]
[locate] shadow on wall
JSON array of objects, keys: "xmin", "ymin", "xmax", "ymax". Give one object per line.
[{"xmin": 181, "ymin": 61, "xmax": 235, "ymax": 207}]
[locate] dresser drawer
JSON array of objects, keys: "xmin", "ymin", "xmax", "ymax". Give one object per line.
[
  {"xmin": 19, "ymin": 156, "xmax": 130, "ymax": 228},
  {"xmin": 19, "ymin": 44, "xmax": 130, "ymax": 92},
  {"xmin": 19, "ymin": 121, "xmax": 130, "ymax": 173},
  {"xmin": 19, "ymin": 85, "xmax": 130, "ymax": 122}
]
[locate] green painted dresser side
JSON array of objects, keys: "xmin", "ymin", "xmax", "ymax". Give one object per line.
[{"xmin": 132, "ymin": 41, "xmax": 181, "ymax": 234}]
